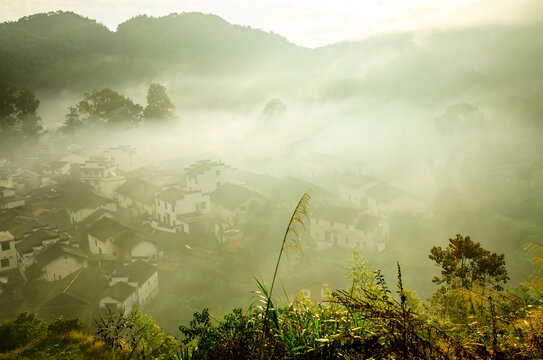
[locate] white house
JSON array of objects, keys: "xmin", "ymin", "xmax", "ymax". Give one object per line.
[
  {"xmin": 337, "ymin": 174, "xmax": 379, "ymax": 208},
  {"xmin": 210, "ymin": 183, "xmax": 265, "ymax": 226},
  {"xmin": 363, "ymin": 183, "xmax": 433, "ymax": 218},
  {"xmin": 103, "ymin": 146, "xmax": 144, "ymax": 172},
  {"xmin": 15, "ymin": 229, "xmax": 64, "ymax": 270},
  {"xmin": 99, "ymin": 283, "xmax": 139, "ymax": 314},
  {"xmin": 311, "ymin": 205, "xmax": 389, "ymax": 252},
  {"xmin": 35, "ymin": 244, "xmax": 88, "ymax": 282},
  {"xmin": 0, "ymin": 231, "xmax": 17, "ymax": 272},
  {"xmin": 0, "ymin": 187, "xmax": 25, "ymax": 210},
  {"xmin": 88, "ymin": 217, "xmax": 158, "ymax": 262},
  {"xmin": 42, "ymin": 161, "xmax": 71, "ymax": 177},
  {"xmin": 79, "ymin": 160, "xmax": 125, "ymax": 198},
  {"xmin": 154, "ymin": 187, "xmax": 210, "ymax": 227},
  {"xmin": 61, "ymin": 185, "xmax": 117, "ymax": 223},
  {"xmin": 110, "ymin": 260, "xmax": 159, "ymax": 307},
  {"xmin": 115, "ymin": 178, "xmax": 159, "ymax": 216},
  {"xmin": 185, "ymin": 160, "xmax": 236, "ymax": 194}
]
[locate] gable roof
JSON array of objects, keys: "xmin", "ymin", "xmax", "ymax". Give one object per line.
[
  {"xmin": 102, "ymin": 283, "xmax": 137, "ymax": 302},
  {"xmin": 312, "ymin": 205, "xmax": 362, "ymax": 224},
  {"xmin": 114, "ymin": 260, "xmax": 157, "ymax": 286},
  {"xmin": 155, "ymin": 187, "xmax": 189, "ymax": 203},
  {"xmin": 87, "ymin": 217, "xmax": 150, "ymax": 250},
  {"xmin": 185, "ymin": 160, "xmax": 231, "ymax": 178},
  {"xmin": 35, "ymin": 243, "xmax": 87, "ymax": 265},
  {"xmin": 42, "ymin": 268, "xmax": 109, "ymax": 307},
  {"xmin": 88, "ymin": 216, "xmax": 126, "ymax": 240},
  {"xmin": 210, "ymin": 183, "xmax": 264, "ymax": 210},
  {"xmin": 116, "ymin": 178, "xmax": 160, "ymax": 205},
  {"xmin": 16, "ymin": 229, "xmax": 60, "ymax": 255}
]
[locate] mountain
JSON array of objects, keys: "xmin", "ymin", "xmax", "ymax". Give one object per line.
[{"xmin": 0, "ymin": 11, "xmax": 307, "ymax": 91}]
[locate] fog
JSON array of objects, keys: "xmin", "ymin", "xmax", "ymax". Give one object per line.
[{"xmin": 1, "ymin": 9, "xmax": 542, "ymax": 336}]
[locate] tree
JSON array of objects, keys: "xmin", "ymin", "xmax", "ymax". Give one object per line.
[
  {"xmin": 0, "ymin": 80, "xmax": 18, "ymax": 132},
  {"xmin": 16, "ymin": 88, "xmax": 42, "ymax": 138},
  {"xmin": 429, "ymin": 234, "xmax": 509, "ymax": 292},
  {"xmin": 261, "ymin": 98, "xmax": 286, "ymax": 121},
  {"xmin": 143, "ymin": 83, "xmax": 175, "ymax": 121},
  {"xmin": 0, "ymin": 312, "xmax": 47, "ymax": 352},
  {"xmin": 0, "ymin": 81, "xmax": 42, "ymax": 145},
  {"xmin": 59, "ymin": 106, "xmax": 84, "ymax": 134},
  {"xmin": 76, "ymin": 88, "xmax": 143, "ymax": 126}
]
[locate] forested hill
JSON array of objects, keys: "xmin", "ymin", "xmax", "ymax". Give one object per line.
[{"xmin": 0, "ymin": 11, "xmax": 307, "ymax": 91}]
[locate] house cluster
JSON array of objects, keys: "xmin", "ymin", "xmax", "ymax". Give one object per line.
[
  {"xmin": 0, "ymin": 148, "xmax": 273, "ymax": 320},
  {"xmin": 0, "ymin": 143, "xmax": 435, "ymax": 317}
]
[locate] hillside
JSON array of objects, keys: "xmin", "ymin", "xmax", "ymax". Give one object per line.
[{"xmin": 0, "ymin": 11, "xmax": 307, "ymax": 91}]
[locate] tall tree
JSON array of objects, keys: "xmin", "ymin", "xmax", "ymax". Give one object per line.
[
  {"xmin": 16, "ymin": 88, "xmax": 42, "ymax": 138},
  {"xmin": 0, "ymin": 81, "xmax": 42, "ymax": 143},
  {"xmin": 76, "ymin": 88, "xmax": 143, "ymax": 126},
  {"xmin": 429, "ymin": 234, "xmax": 509, "ymax": 292},
  {"xmin": 143, "ymin": 83, "xmax": 175, "ymax": 121}
]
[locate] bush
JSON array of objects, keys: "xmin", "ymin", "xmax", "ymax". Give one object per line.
[
  {"xmin": 0, "ymin": 312, "xmax": 47, "ymax": 353},
  {"xmin": 47, "ymin": 316, "xmax": 87, "ymax": 335}
]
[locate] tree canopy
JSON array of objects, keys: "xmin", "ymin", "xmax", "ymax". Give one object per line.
[
  {"xmin": 144, "ymin": 83, "xmax": 175, "ymax": 121},
  {"xmin": 0, "ymin": 80, "xmax": 42, "ymax": 149},
  {"xmin": 429, "ymin": 234, "xmax": 509, "ymax": 291}
]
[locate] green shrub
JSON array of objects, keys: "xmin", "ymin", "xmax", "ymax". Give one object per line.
[{"xmin": 0, "ymin": 312, "xmax": 47, "ymax": 353}]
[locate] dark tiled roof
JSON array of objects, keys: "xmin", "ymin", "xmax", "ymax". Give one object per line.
[
  {"xmin": 114, "ymin": 231, "xmax": 148, "ymax": 251},
  {"xmin": 185, "ymin": 160, "xmax": 230, "ymax": 178},
  {"xmin": 312, "ymin": 205, "xmax": 361, "ymax": 224},
  {"xmin": 35, "ymin": 243, "xmax": 87, "ymax": 265},
  {"xmin": 273, "ymin": 177, "xmax": 333, "ymax": 203},
  {"xmin": 16, "ymin": 229, "xmax": 59, "ymax": 254},
  {"xmin": 114, "ymin": 260, "xmax": 157, "ymax": 286},
  {"xmin": 210, "ymin": 183, "xmax": 264, "ymax": 210},
  {"xmin": 42, "ymin": 268, "xmax": 109, "ymax": 307},
  {"xmin": 102, "ymin": 283, "xmax": 137, "ymax": 302},
  {"xmin": 155, "ymin": 187, "xmax": 188, "ymax": 203},
  {"xmin": 116, "ymin": 178, "xmax": 160, "ymax": 205},
  {"xmin": 87, "ymin": 217, "xmax": 149, "ymax": 250},
  {"xmin": 87, "ymin": 217, "xmax": 126, "ymax": 240}
]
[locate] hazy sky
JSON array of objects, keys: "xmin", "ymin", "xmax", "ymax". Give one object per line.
[{"xmin": 0, "ymin": 0, "xmax": 541, "ymax": 47}]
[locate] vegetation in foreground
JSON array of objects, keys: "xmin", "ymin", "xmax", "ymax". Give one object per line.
[
  {"xmin": 2, "ymin": 196, "xmax": 543, "ymax": 359},
  {"xmin": 1, "ymin": 236, "xmax": 543, "ymax": 359}
]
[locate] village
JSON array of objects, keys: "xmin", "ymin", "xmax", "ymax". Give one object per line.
[{"xmin": 0, "ymin": 144, "xmax": 433, "ymax": 326}]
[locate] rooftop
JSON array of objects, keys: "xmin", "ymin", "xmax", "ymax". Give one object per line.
[
  {"xmin": 114, "ymin": 260, "xmax": 157, "ymax": 286},
  {"xmin": 102, "ymin": 282, "xmax": 136, "ymax": 302},
  {"xmin": 312, "ymin": 205, "xmax": 362, "ymax": 224},
  {"xmin": 35, "ymin": 243, "xmax": 87, "ymax": 265},
  {"xmin": 116, "ymin": 178, "xmax": 160, "ymax": 205},
  {"xmin": 210, "ymin": 183, "xmax": 265, "ymax": 210}
]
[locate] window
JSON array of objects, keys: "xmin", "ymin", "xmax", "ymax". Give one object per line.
[
  {"xmin": 325, "ymin": 231, "xmax": 331, "ymax": 242},
  {"xmin": 216, "ymin": 170, "xmax": 221, "ymax": 176},
  {"xmin": 201, "ymin": 202, "xmax": 207, "ymax": 209},
  {"xmin": 240, "ymin": 205, "xmax": 247, "ymax": 211},
  {"xmin": 1, "ymin": 241, "xmax": 10, "ymax": 251},
  {"xmin": 216, "ymin": 182, "xmax": 221, "ymax": 188},
  {"xmin": 1, "ymin": 258, "xmax": 9, "ymax": 268},
  {"xmin": 94, "ymin": 239, "xmax": 97, "ymax": 246}
]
